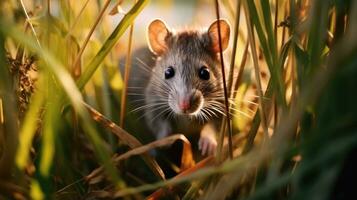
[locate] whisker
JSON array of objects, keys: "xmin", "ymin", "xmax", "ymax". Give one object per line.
[
  {"xmin": 230, "ymin": 109, "xmax": 253, "ymax": 119},
  {"xmin": 130, "ymin": 103, "xmax": 167, "ymax": 113}
]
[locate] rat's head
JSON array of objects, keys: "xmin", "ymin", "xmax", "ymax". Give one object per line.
[{"xmin": 146, "ymin": 19, "xmax": 230, "ymax": 120}]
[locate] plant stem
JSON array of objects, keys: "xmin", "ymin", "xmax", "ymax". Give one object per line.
[{"xmin": 214, "ymin": 0, "xmax": 233, "ymax": 160}]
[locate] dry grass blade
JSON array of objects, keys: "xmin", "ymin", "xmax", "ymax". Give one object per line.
[
  {"xmin": 242, "ymin": 0, "xmax": 269, "ymax": 139},
  {"xmin": 227, "ymin": 0, "xmax": 241, "ymax": 96},
  {"xmin": 86, "ymin": 134, "xmax": 194, "ymax": 185},
  {"xmin": 147, "ymin": 134, "xmax": 248, "ymax": 199},
  {"xmin": 19, "ymin": 0, "xmax": 41, "ymax": 48},
  {"xmin": 120, "ymin": 17, "xmax": 135, "ymax": 128},
  {"xmin": 84, "ymin": 102, "xmax": 142, "ymax": 148},
  {"xmin": 66, "ymin": 0, "xmax": 91, "ymax": 38},
  {"xmin": 83, "ymin": 102, "xmax": 165, "ymax": 180},
  {"xmin": 146, "ymin": 156, "xmax": 214, "ymax": 200},
  {"xmin": 232, "ymin": 41, "xmax": 249, "ymax": 98},
  {"xmin": 214, "ymin": 0, "xmax": 233, "ymax": 160},
  {"xmin": 113, "ymin": 140, "xmax": 257, "ymax": 198}
]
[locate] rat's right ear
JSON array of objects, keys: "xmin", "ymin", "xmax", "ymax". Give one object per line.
[{"xmin": 147, "ymin": 19, "xmax": 170, "ymax": 55}]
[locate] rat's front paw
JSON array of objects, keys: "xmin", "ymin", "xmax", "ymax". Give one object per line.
[{"xmin": 198, "ymin": 134, "xmax": 217, "ymax": 156}]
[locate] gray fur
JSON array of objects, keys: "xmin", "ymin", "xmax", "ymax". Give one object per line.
[{"xmin": 122, "ymin": 25, "xmax": 227, "ymax": 156}]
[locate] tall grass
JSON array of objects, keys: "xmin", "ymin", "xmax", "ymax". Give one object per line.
[{"xmin": 0, "ymin": 0, "xmax": 357, "ymax": 199}]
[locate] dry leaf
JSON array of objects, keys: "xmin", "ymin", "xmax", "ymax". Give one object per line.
[
  {"xmin": 86, "ymin": 134, "xmax": 195, "ymax": 184},
  {"xmin": 145, "ymin": 157, "xmax": 215, "ymax": 200},
  {"xmin": 83, "ymin": 102, "xmax": 165, "ymax": 180},
  {"xmin": 145, "ymin": 134, "xmax": 248, "ymax": 199}
]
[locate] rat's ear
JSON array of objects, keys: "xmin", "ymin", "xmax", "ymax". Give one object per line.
[
  {"xmin": 207, "ymin": 19, "xmax": 230, "ymax": 53},
  {"xmin": 147, "ymin": 19, "xmax": 170, "ymax": 55}
]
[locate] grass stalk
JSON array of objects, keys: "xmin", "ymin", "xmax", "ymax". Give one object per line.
[
  {"xmin": 120, "ymin": 22, "xmax": 135, "ymax": 128},
  {"xmin": 71, "ymin": 0, "xmax": 112, "ymax": 70},
  {"xmin": 243, "ymin": 0, "xmax": 269, "ymax": 139},
  {"xmin": 76, "ymin": 0, "xmax": 149, "ymax": 91},
  {"xmin": 214, "ymin": 0, "xmax": 233, "ymax": 160},
  {"xmin": 227, "ymin": 0, "xmax": 241, "ymax": 96},
  {"xmin": 0, "ymin": 21, "xmax": 125, "ymax": 187},
  {"xmin": 66, "ymin": 0, "xmax": 92, "ymax": 38},
  {"xmin": 83, "ymin": 102, "xmax": 165, "ymax": 180}
]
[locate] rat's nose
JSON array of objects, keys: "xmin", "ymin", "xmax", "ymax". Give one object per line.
[{"xmin": 178, "ymin": 98, "xmax": 191, "ymax": 111}]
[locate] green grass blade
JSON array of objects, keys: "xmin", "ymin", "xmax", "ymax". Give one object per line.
[
  {"xmin": 245, "ymin": 0, "xmax": 273, "ymax": 67},
  {"xmin": 77, "ymin": 0, "xmax": 149, "ymax": 90},
  {"xmin": 0, "ymin": 21, "xmax": 123, "ymax": 185},
  {"xmin": 306, "ymin": 1, "xmax": 330, "ymax": 76},
  {"xmin": 15, "ymin": 79, "xmax": 45, "ymax": 169},
  {"xmin": 246, "ymin": 0, "xmax": 287, "ymax": 108},
  {"xmin": 260, "ymin": 0, "xmax": 277, "ymax": 59},
  {"xmin": 39, "ymin": 95, "xmax": 59, "ymax": 176}
]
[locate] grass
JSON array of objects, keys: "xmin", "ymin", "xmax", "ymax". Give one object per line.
[{"xmin": 1, "ymin": 0, "xmax": 357, "ymax": 199}]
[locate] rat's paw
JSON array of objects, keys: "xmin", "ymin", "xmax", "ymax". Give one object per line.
[{"xmin": 198, "ymin": 135, "xmax": 217, "ymax": 156}]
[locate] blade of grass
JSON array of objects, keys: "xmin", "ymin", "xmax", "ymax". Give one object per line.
[
  {"xmin": 120, "ymin": 19, "xmax": 135, "ymax": 128},
  {"xmin": 246, "ymin": 0, "xmax": 287, "ymax": 109},
  {"xmin": 227, "ymin": 0, "xmax": 241, "ymax": 96},
  {"xmin": 232, "ymin": 41, "xmax": 249, "ymax": 99},
  {"xmin": 15, "ymin": 78, "xmax": 45, "ymax": 169},
  {"xmin": 86, "ymin": 134, "xmax": 193, "ymax": 184},
  {"xmin": 261, "ymin": 0, "xmax": 287, "ymax": 109},
  {"xmin": 243, "ymin": 0, "xmax": 269, "ymax": 139},
  {"xmin": 306, "ymin": 1, "xmax": 329, "ymax": 76},
  {"xmin": 274, "ymin": 0, "xmax": 279, "ymax": 47},
  {"xmin": 181, "ymin": 133, "xmax": 249, "ymax": 199},
  {"xmin": 0, "ymin": 32, "xmax": 19, "ymax": 179},
  {"xmin": 214, "ymin": 0, "xmax": 233, "ymax": 160},
  {"xmin": 71, "ymin": 0, "xmax": 112, "ymax": 70},
  {"xmin": 117, "ymin": 135, "xmax": 249, "ymax": 198},
  {"xmin": 148, "ymin": 157, "xmax": 215, "ymax": 200},
  {"xmin": 242, "ymin": 80, "xmax": 273, "ymax": 154},
  {"xmin": 260, "ymin": 0, "xmax": 287, "ymax": 106},
  {"xmin": 0, "ymin": 22, "xmax": 124, "ymax": 186},
  {"xmin": 83, "ymin": 102, "xmax": 165, "ymax": 180},
  {"xmin": 66, "ymin": 0, "xmax": 92, "ymax": 38},
  {"xmin": 19, "ymin": 0, "xmax": 41, "ymax": 48},
  {"xmin": 113, "ymin": 147, "xmax": 265, "ymax": 197},
  {"xmin": 39, "ymin": 87, "xmax": 59, "ymax": 176},
  {"xmin": 76, "ymin": 0, "xmax": 149, "ymax": 90}
]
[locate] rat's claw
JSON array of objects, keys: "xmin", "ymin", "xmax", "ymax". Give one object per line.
[{"xmin": 198, "ymin": 135, "xmax": 217, "ymax": 156}]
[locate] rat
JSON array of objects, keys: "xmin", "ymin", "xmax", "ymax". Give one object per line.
[{"xmin": 123, "ymin": 19, "xmax": 230, "ymax": 156}]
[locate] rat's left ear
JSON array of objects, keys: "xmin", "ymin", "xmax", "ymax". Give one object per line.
[{"xmin": 207, "ymin": 19, "xmax": 230, "ymax": 53}]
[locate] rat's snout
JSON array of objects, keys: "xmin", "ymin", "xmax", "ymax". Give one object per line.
[
  {"xmin": 178, "ymin": 98, "xmax": 191, "ymax": 111},
  {"xmin": 176, "ymin": 90, "xmax": 203, "ymax": 115}
]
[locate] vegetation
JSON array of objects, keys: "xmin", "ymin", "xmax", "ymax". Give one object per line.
[{"xmin": 0, "ymin": 0, "xmax": 356, "ymax": 199}]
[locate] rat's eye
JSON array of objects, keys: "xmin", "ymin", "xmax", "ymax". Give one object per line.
[
  {"xmin": 198, "ymin": 66, "xmax": 210, "ymax": 80},
  {"xmin": 165, "ymin": 66, "xmax": 175, "ymax": 79}
]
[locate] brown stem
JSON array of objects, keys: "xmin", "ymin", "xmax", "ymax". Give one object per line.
[
  {"xmin": 120, "ymin": 24, "xmax": 135, "ymax": 128},
  {"xmin": 214, "ymin": 0, "xmax": 233, "ymax": 160}
]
